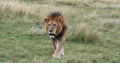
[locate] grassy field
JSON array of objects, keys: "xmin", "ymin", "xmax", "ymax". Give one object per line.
[{"xmin": 0, "ymin": 0, "xmax": 120, "ymax": 63}]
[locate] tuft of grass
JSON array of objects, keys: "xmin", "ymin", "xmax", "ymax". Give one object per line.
[
  {"xmin": 69, "ymin": 23, "xmax": 99, "ymax": 43},
  {"xmin": 98, "ymin": 19, "xmax": 120, "ymax": 32},
  {"xmin": 103, "ymin": 21, "xmax": 116, "ymax": 29},
  {"xmin": 56, "ymin": 1, "xmax": 77, "ymax": 6}
]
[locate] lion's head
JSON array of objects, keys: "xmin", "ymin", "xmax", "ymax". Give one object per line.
[{"xmin": 44, "ymin": 12, "xmax": 64, "ymax": 38}]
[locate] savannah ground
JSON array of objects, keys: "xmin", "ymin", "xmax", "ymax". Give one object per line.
[{"xmin": 0, "ymin": 0, "xmax": 120, "ymax": 63}]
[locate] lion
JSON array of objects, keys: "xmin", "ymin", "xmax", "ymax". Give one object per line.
[{"xmin": 44, "ymin": 12, "xmax": 68, "ymax": 58}]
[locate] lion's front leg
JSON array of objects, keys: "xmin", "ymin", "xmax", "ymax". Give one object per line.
[
  {"xmin": 52, "ymin": 39, "xmax": 57, "ymax": 49},
  {"xmin": 60, "ymin": 46, "xmax": 64, "ymax": 56},
  {"xmin": 54, "ymin": 42, "xmax": 64, "ymax": 56},
  {"xmin": 52, "ymin": 38, "xmax": 65, "ymax": 58}
]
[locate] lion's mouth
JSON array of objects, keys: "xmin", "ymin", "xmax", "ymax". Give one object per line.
[
  {"xmin": 49, "ymin": 33, "xmax": 55, "ymax": 38},
  {"xmin": 49, "ymin": 33, "xmax": 55, "ymax": 36}
]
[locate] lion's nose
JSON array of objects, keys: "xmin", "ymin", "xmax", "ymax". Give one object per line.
[{"xmin": 49, "ymin": 30, "xmax": 53, "ymax": 32}]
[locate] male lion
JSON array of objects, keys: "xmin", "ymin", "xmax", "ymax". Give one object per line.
[{"xmin": 44, "ymin": 12, "xmax": 68, "ymax": 58}]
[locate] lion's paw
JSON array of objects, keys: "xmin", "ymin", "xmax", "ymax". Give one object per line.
[{"xmin": 52, "ymin": 54, "xmax": 61, "ymax": 58}]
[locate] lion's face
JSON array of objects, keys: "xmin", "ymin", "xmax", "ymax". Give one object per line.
[
  {"xmin": 45, "ymin": 16, "xmax": 63, "ymax": 38},
  {"xmin": 47, "ymin": 21, "xmax": 59, "ymax": 38}
]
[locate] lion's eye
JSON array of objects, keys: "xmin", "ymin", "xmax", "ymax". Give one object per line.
[
  {"xmin": 48, "ymin": 24, "xmax": 50, "ymax": 26},
  {"xmin": 53, "ymin": 24, "xmax": 56, "ymax": 26}
]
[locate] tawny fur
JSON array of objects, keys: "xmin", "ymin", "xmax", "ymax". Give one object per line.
[{"xmin": 44, "ymin": 12, "xmax": 68, "ymax": 58}]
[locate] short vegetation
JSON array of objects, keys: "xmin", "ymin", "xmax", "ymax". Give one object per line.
[{"xmin": 0, "ymin": 0, "xmax": 120, "ymax": 63}]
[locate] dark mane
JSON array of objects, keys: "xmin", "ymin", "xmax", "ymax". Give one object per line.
[
  {"xmin": 48, "ymin": 12, "xmax": 62, "ymax": 18},
  {"xmin": 55, "ymin": 26, "xmax": 67, "ymax": 39}
]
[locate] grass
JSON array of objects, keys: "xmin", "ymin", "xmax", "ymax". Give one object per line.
[
  {"xmin": 69, "ymin": 23, "xmax": 100, "ymax": 43},
  {"xmin": 0, "ymin": 0, "xmax": 120, "ymax": 63}
]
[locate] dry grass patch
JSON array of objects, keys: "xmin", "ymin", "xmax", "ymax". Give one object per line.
[
  {"xmin": 0, "ymin": 1, "xmax": 37, "ymax": 15},
  {"xmin": 0, "ymin": 0, "xmax": 76, "ymax": 20},
  {"xmin": 98, "ymin": 0, "xmax": 120, "ymax": 3},
  {"xmin": 69, "ymin": 23, "xmax": 99, "ymax": 43},
  {"xmin": 97, "ymin": 18, "xmax": 120, "ymax": 31}
]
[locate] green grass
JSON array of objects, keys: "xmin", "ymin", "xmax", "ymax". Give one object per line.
[{"xmin": 0, "ymin": 0, "xmax": 120, "ymax": 63}]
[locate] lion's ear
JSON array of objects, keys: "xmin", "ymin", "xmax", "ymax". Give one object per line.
[
  {"xmin": 57, "ymin": 16, "xmax": 63, "ymax": 23},
  {"xmin": 44, "ymin": 18, "xmax": 49, "ymax": 23}
]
